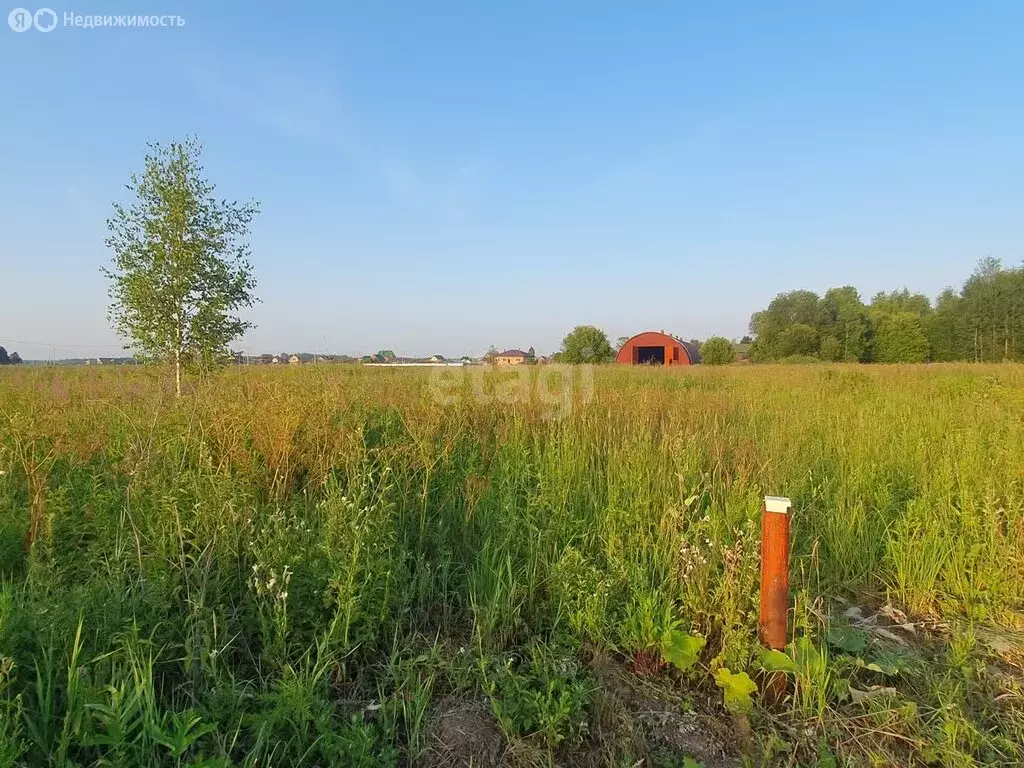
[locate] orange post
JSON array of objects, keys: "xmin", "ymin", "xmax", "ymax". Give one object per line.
[
  {"xmin": 759, "ymin": 495, "xmax": 791, "ymax": 706},
  {"xmin": 759, "ymin": 496, "xmax": 791, "ymax": 650}
]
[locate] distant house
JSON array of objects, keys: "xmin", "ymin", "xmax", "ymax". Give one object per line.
[
  {"xmin": 429, "ymin": 354, "xmax": 446, "ymax": 363},
  {"xmin": 271, "ymin": 356, "xmax": 280, "ymax": 364},
  {"xmin": 288, "ymin": 355, "xmax": 300, "ymax": 365},
  {"xmin": 495, "ymin": 349, "xmax": 529, "ymax": 365}
]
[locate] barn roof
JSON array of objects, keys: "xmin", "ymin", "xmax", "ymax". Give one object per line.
[{"xmin": 615, "ymin": 331, "xmax": 702, "ymax": 364}]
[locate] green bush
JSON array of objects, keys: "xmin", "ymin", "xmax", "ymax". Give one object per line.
[
  {"xmin": 560, "ymin": 325, "xmax": 615, "ymax": 364},
  {"xmin": 700, "ymin": 336, "xmax": 736, "ymax": 365}
]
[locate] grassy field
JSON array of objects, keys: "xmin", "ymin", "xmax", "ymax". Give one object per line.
[{"xmin": 0, "ymin": 363, "xmax": 1021, "ymax": 767}]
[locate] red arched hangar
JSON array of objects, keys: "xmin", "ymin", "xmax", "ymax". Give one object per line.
[{"xmin": 615, "ymin": 331, "xmax": 701, "ymax": 366}]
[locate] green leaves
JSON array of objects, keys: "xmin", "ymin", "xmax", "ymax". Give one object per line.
[
  {"xmin": 485, "ymin": 646, "xmax": 591, "ymax": 749},
  {"xmin": 699, "ymin": 336, "xmax": 736, "ymax": 365},
  {"xmin": 826, "ymin": 624, "xmax": 868, "ymax": 655},
  {"xmin": 852, "ymin": 657, "xmax": 900, "ymax": 677},
  {"xmin": 714, "ymin": 668, "xmax": 758, "ymax": 715},
  {"xmin": 559, "ymin": 325, "xmax": 616, "ymax": 364},
  {"xmin": 150, "ymin": 710, "xmax": 217, "ymax": 759},
  {"xmin": 660, "ymin": 631, "xmax": 706, "ymax": 672},
  {"xmin": 758, "ymin": 648, "xmax": 798, "ymax": 673},
  {"xmin": 873, "ymin": 311, "xmax": 930, "ymax": 363}
]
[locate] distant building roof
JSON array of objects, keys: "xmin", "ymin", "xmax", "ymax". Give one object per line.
[{"xmin": 498, "ymin": 349, "xmax": 527, "ymax": 357}]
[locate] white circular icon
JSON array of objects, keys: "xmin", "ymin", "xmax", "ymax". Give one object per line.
[
  {"xmin": 8, "ymin": 7, "xmax": 34, "ymax": 31},
  {"xmin": 34, "ymin": 7, "xmax": 57, "ymax": 31}
]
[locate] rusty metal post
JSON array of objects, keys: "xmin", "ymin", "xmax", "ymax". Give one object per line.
[
  {"xmin": 759, "ymin": 495, "xmax": 791, "ymax": 650},
  {"xmin": 759, "ymin": 495, "xmax": 791, "ymax": 706}
]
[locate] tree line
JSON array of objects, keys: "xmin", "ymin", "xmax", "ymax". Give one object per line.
[
  {"xmin": 749, "ymin": 258, "xmax": 1024, "ymax": 363},
  {"xmin": 0, "ymin": 347, "xmax": 23, "ymax": 365}
]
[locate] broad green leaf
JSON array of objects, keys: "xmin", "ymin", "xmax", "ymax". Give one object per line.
[
  {"xmin": 827, "ymin": 624, "xmax": 868, "ymax": 654},
  {"xmin": 714, "ymin": 667, "xmax": 758, "ymax": 715},
  {"xmin": 660, "ymin": 631, "xmax": 705, "ymax": 672},
  {"xmin": 854, "ymin": 657, "xmax": 900, "ymax": 676},
  {"xmin": 792, "ymin": 636, "xmax": 828, "ymax": 679},
  {"xmin": 869, "ymin": 649, "xmax": 920, "ymax": 676},
  {"xmin": 759, "ymin": 648, "xmax": 798, "ymax": 673}
]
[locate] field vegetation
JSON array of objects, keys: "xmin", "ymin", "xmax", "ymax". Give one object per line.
[{"xmin": 0, "ymin": 363, "xmax": 1022, "ymax": 766}]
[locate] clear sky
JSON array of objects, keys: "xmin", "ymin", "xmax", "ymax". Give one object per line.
[{"xmin": 2, "ymin": 1, "xmax": 1022, "ymax": 359}]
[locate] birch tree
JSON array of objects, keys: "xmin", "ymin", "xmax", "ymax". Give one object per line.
[{"xmin": 103, "ymin": 138, "xmax": 259, "ymax": 396}]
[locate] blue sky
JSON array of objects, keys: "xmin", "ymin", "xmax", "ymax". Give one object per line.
[{"xmin": 2, "ymin": 1, "xmax": 1022, "ymax": 359}]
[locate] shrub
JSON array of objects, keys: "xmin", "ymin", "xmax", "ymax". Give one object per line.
[{"xmin": 700, "ymin": 337, "xmax": 736, "ymax": 365}]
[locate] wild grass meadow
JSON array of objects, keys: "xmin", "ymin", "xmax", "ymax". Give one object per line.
[{"xmin": 0, "ymin": 363, "xmax": 1021, "ymax": 766}]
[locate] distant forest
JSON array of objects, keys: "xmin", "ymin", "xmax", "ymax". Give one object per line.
[{"xmin": 748, "ymin": 258, "xmax": 1024, "ymax": 363}]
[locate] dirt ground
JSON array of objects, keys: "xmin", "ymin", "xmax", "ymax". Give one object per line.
[{"xmin": 419, "ymin": 655, "xmax": 738, "ymax": 768}]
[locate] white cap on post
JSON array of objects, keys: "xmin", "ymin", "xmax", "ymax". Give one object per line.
[{"xmin": 764, "ymin": 496, "xmax": 792, "ymax": 514}]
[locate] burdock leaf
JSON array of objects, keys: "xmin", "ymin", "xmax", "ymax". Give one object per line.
[
  {"xmin": 660, "ymin": 631, "xmax": 706, "ymax": 672},
  {"xmin": 714, "ymin": 667, "xmax": 758, "ymax": 715}
]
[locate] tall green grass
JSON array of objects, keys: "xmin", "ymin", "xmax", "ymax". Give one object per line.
[{"xmin": 0, "ymin": 363, "xmax": 1021, "ymax": 765}]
